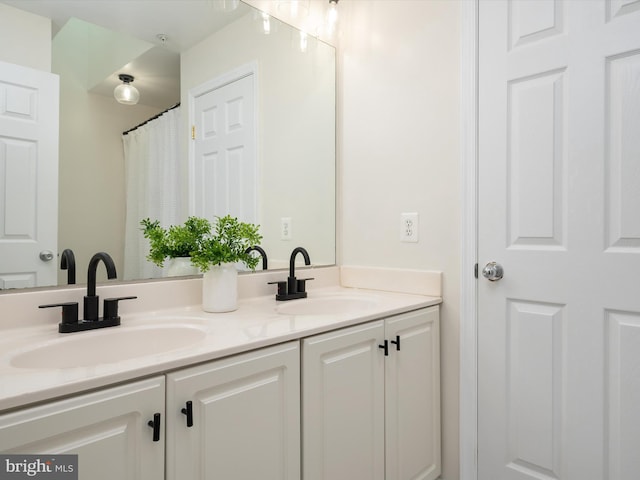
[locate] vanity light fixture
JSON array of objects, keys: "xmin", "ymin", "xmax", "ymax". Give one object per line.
[{"xmin": 114, "ymin": 74, "xmax": 140, "ymax": 105}]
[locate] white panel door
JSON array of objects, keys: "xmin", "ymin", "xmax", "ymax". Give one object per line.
[
  {"xmin": 0, "ymin": 377, "xmax": 165, "ymax": 480},
  {"xmin": 165, "ymin": 341, "xmax": 300, "ymax": 480},
  {"xmin": 303, "ymin": 320, "xmax": 385, "ymax": 480},
  {"xmin": 191, "ymin": 72, "xmax": 256, "ymax": 224},
  {"xmin": 0, "ymin": 60, "xmax": 58, "ymax": 288},
  {"xmin": 478, "ymin": 1, "xmax": 640, "ymax": 480}
]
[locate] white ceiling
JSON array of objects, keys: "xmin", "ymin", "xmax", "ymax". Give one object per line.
[
  {"xmin": 3, "ymin": 1, "xmax": 248, "ymax": 52},
  {"xmin": 3, "ymin": 0, "xmax": 250, "ymax": 108}
]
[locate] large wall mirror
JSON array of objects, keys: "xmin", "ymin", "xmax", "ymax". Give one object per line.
[{"xmin": 0, "ymin": 0, "xmax": 335, "ymax": 289}]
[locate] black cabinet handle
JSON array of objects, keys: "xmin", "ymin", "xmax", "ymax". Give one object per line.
[
  {"xmin": 378, "ymin": 340, "xmax": 389, "ymax": 356},
  {"xmin": 147, "ymin": 413, "xmax": 161, "ymax": 442},
  {"xmin": 181, "ymin": 401, "xmax": 194, "ymax": 427},
  {"xmin": 390, "ymin": 335, "xmax": 401, "ymax": 351}
]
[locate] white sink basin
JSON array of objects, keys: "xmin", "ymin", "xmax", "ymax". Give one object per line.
[
  {"xmin": 10, "ymin": 324, "xmax": 207, "ymax": 369},
  {"xmin": 276, "ymin": 295, "xmax": 379, "ymax": 316}
]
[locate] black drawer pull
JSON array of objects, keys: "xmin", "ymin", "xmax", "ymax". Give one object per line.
[
  {"xmin": 148, "ymin": 413, "xmax": 161, "ymax": 442},
  {"xmin": 181, "ymin": 401, "xmax": 194, "ymax": 427}
]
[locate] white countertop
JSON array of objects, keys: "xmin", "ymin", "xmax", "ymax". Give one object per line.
[{"xmin": 0, "ymin": 285, "xmax": 440, "ymax": 412}]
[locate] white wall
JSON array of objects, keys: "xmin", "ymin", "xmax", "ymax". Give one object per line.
[
  {"xmin": 338, "ymin": 2, "xmax": 461, "ymax": 478},
  {"xmin": 0, "ymin": 3, "xmax": 51, "ymax": 71},
  {"xmin": 243, "ymin": 2, "xmax": 462, "ymax": 477}
]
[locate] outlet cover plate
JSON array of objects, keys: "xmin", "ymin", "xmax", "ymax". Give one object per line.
[
  {"xmin": 281, "ymin": 217, "xmax": 292, "ymax": 240},
  {"xmin": 400, "ymin": 212, "xmax": 419, "ymax": 242}
]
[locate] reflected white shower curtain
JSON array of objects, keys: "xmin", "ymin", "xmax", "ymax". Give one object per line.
[{"xmin": 122, "ymin": 106, "xmax": 182, "ymax": 280}]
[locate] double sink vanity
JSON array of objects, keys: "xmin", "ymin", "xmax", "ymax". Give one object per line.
[{"xmin": 0, "ymin": 266, "xmax": 442, "ymax": 480}]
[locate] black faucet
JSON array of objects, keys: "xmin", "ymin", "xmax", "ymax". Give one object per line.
[
  {"xmin": 269, "ymin": 247, "xmax": 314, "ymax": 301},
  {"xmin": 84, "ymin": 252, "xmax": 117, "ymax": 321},
  {"xmin": 39, "ymin": 251, "xmax": 136, "ymax": 333},
  {"xmin": 245, "ymin": 246, "xmax": 268, "ymax": 270},
  {"xmin": 60, "ymin": 248, "xmax": 76, "ymax": 285}
]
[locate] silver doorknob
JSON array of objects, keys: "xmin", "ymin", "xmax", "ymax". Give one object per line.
[
  {"xmin": 39, "ymin": 250, "xmax": 55, "ymax": 262},
  {"xmin": 482, "ymin": 261, "xmax": 503, "ymax": 281}
]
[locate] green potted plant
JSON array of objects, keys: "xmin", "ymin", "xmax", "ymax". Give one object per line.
[
  {"xmin": 141, "ymin": 215, "xmax": 262, "ymax": 312},
  {"xmin": 190, "ymin": 215, "xmax": 262, "ymax": 313},
  {"xmin": 140, "ymin": 216, "xmax": 210, "ymax": 277}
]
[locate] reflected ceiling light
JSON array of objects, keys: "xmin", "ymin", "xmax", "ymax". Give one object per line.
[
  {"xmin": 114, "ymin": 74, "xmax": 140, "ymax": 105},
  {"xmin": 278, "ymin": 0, "xmax": 309, "ymax": 18},
  {"xmin": 326, "ymin": 0, "xmax": 339, "ymax": 37},
  {"xmin": 298, "ymin": 30, "xmax": 309, "ymax": 53},
  {"xmin": 213, "ymin": 0, "xmax": 239, "ymax": 12},
  {"xmin": 260, "ymin": 11, "xmax": 272, "ymax": 35}
]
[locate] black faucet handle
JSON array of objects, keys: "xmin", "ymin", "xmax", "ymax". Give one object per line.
[
  {"xmin": 39, "ymin": 302, "xmax": 79, "ymax": 328},
  {"xmin": 103, "ymin": 296, "xmax": 137, "ymax": 320},
  {"xmin": 267, "ymin": 281, "xmax": 287, "ymax": 296},
  {"xmin": 296, "ymin": 277, "xmax": 315, "ymax": 293}
]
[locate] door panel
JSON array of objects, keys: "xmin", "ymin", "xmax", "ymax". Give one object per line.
[
  {"xmin": 606, "ymin": 310, "xmax": 640, "ymax": 479},
  {"xmin": 507, "ymin": 69, "xmax": 566, "ymax": 249},
  {"xmin": 606, "ymin": 51, "xmax": 640, "ymax": 251},
  {"xmin": 478, "ymin": 1, "xmax": 640, "ymax": 479}
]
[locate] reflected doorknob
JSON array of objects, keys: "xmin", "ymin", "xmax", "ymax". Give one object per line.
[
  {"xmin": 482, "ymin": 261, "xmax": 504, "ymax": 281},
  {"xmin": 39, "ymin": 250, "xmax": 54, "ymax": 262}
]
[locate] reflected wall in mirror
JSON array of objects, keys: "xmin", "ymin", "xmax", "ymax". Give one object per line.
[{"xmin": 0, "ymin": 0, "xmax": 335, "ymax": 290}]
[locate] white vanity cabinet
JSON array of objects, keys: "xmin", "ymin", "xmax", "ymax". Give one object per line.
[
  {"xmin": 0, "ymin": 301, "xmax": 440, "ymax": 480},
  {"xmin": 0, "ymin": 376, "xmax": 165, "ymax": 480},
  {"xmin": 302, "ymin": 306, "xmax": 441, "ymax": 480},
  {"xmin": 165, "ymin": 341, "xmax": 300, "ymax": 480}
]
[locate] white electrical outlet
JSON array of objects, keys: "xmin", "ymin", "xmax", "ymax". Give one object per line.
[
  {"xmin": 400, "ymin": 213, "xmax": 419, "ymax": 242},
  {"xmin": 281, "ymin": 217, "xmax": 292, "ymax": 240}
]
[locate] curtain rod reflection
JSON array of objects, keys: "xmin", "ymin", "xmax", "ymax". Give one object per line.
[{"xmin": 122, "ymin": 102, "xmax": 180, "ymax": 135}]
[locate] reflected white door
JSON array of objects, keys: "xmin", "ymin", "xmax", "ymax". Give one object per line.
[
  {"xmin": 0, "ymin": 61, "xmax": 58, "ymax": 288},
  {"xmin": 190, "ymin": 70, "xmax": 256, "ymax": 224},
  {"xmin": 478, "ymin": 1, "xmax": 640, "ymax": 479}
]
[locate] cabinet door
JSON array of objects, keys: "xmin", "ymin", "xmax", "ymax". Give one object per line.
[
  {"xmin": 303, "ymin": 320, "xmax": 385, "ymax": 480},
  {"xmin": 0, "ymin": 377, "xmax": 165, "ymax": 480},
  {"xmin": 385, "ymin": 307, "xmax": 441, "ymax": 480},
  {"xmin": 166, "ymin": 341, "xmax": 300, "ymax": 480}
]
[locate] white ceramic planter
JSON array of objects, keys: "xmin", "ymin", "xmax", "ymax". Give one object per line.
[
  {"xmin": 202, "ymin": 263, "xmax": 238, "ymax": 312},
  {"xmin": 166, "ymin": 257, "xmax": 199, "ymax": 277}
]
